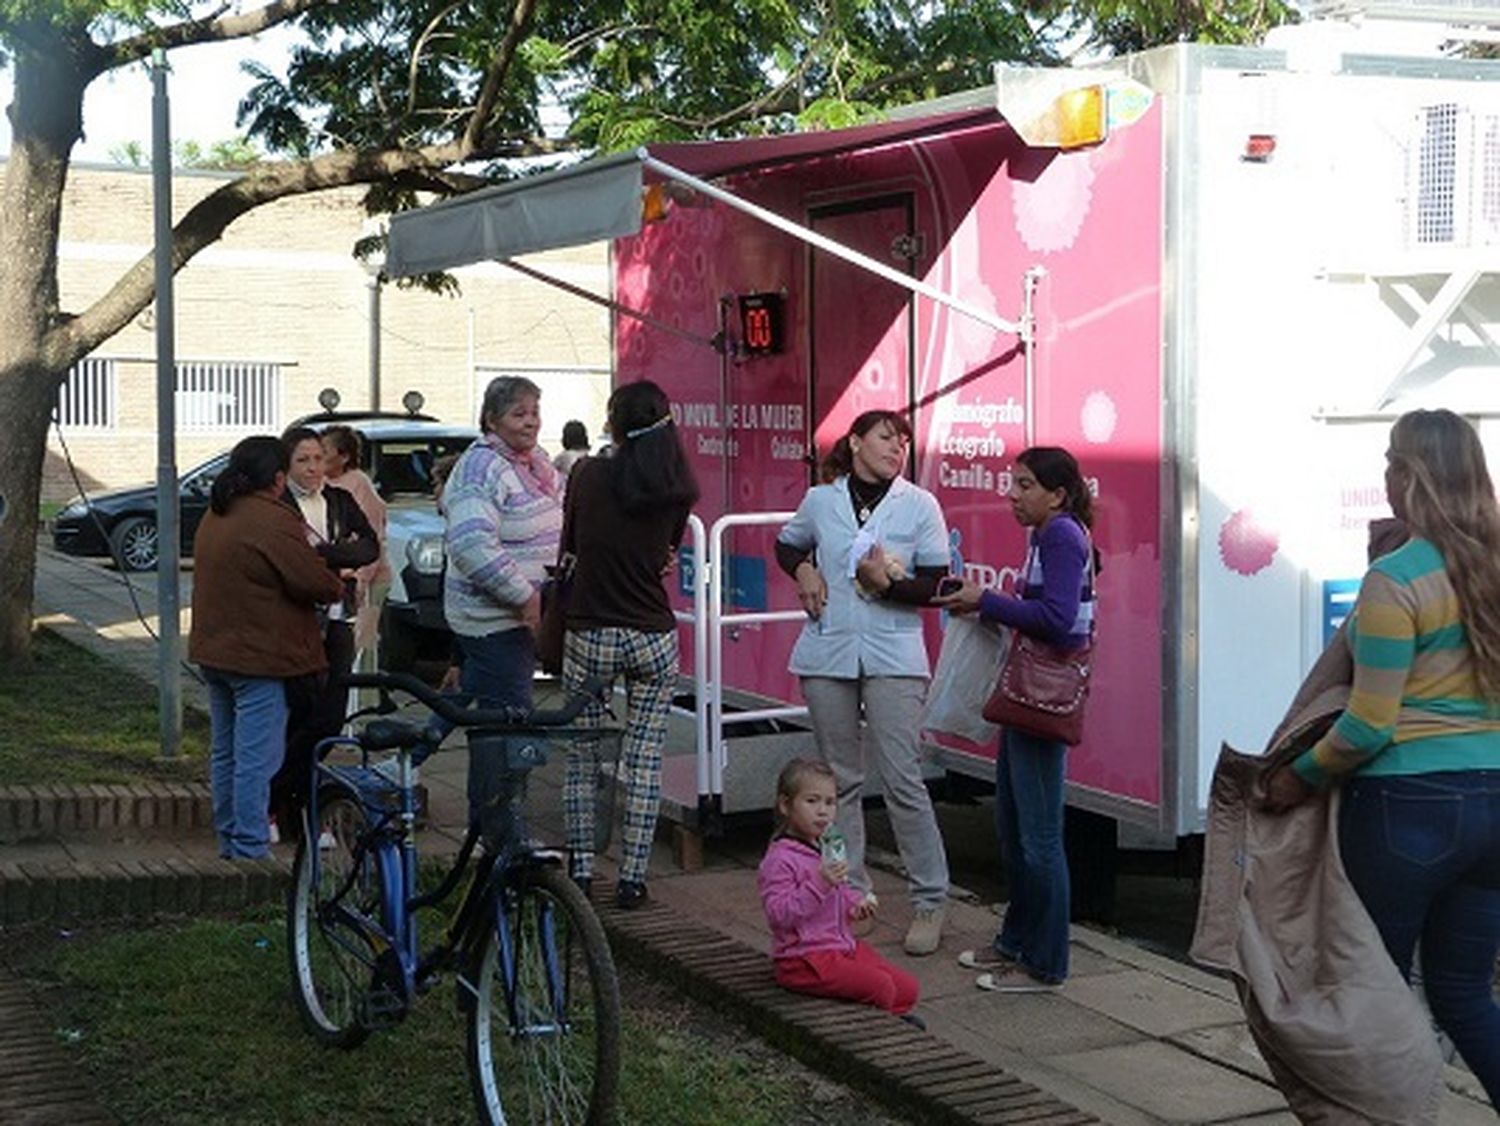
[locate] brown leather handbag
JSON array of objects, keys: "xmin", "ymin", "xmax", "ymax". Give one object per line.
[{"xmin": 982, "ymin": 633, "xmax": 1093, "ymax": 745}]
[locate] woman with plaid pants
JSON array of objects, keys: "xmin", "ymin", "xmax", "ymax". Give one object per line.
[{"xmin": 559, "ymin": 380, "xmax": 700, "ymax": 911}]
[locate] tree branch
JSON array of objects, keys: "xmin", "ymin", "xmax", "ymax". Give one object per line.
[
  {"xmin": 99, "ymin": 0, "xmax": 334, "ymax": 73},
  {"xmin": 463, "ymin": 0, "xmax": 539, "ymax": 151},
  {"xmin": 407, "ymin": 1, "xmax": 467, "ymax": 115},
  {"xmin": 42, "ymin": 131, "xmax": 565, "ymax": 369}
]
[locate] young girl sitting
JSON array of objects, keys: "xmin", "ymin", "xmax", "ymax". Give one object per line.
[{"xmin": 757, "ymin": 759, "xmax": 921, "ymax": 1021}]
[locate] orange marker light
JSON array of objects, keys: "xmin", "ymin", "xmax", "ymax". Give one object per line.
[{"xmin": 1053, "ymin": 86, "xmax": 1108, "ymax": 150}]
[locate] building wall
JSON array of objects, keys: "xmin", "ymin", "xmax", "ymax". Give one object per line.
[{"xmin": 43, "ymin": 162, "xmax": 611, "ymax": 502}]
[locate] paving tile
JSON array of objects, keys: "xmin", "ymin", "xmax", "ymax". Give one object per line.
[
  {"xmin": 1167, "ymin": 1023, "xmax": 1273, "ymax": 1083},
  {"xmin": 1050, "ymin": 1040, "xmax": 1286, "ymax": 1122},
  {"xmin": 1058, "ymin": 968, "xmax": 1245, "ymax": 1038},
  {"xmin": 1440, "ymin": 1088, "xmax": 1499, "ymax": 1125},
  {"xmin": 929, "ymin": 988, "xmax": 1145, "ymax": 1057}
]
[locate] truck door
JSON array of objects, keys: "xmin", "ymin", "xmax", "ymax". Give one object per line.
[{"xmin": 808, "ymin": 195, "xmax": 916, "ymax": 469}]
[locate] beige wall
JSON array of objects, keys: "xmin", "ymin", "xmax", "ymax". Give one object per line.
[{"xmin": 43, "ymin": 162, "xmax": 612, "ymax": 502}]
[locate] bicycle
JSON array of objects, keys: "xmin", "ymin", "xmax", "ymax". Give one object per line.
[{"xmin": 285, "ymin": 669, "xmax": 623, "ymax": 1125}]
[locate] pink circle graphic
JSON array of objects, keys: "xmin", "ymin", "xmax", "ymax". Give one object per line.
[{"xmin": 1218, "ymin": 509, "xmax": 1279, "ymax": 576}]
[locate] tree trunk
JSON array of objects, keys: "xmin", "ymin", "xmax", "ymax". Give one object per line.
[{"xmin": 0, "ymin": 31, "xmax": 87, "ymax": 667}]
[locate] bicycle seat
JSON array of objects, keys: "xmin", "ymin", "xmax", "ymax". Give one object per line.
[{"xmin": 359, "ymin": 719, "xmax": 429, "ymax": 752}]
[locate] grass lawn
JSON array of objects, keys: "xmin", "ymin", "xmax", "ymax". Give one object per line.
[
  {"xmin": 0, "ymin": 630, "xmax": 208, "ymax": 785},
  {"xmin": 12, "ymin": 911, "xmax": 906, "ymax": 1126}
]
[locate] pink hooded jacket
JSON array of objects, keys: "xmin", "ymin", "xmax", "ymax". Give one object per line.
[{"xmin": 757, "ymin": 837, "xmax": 864, "ymax": 960}]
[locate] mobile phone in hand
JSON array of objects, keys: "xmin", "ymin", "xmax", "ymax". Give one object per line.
[{"xmin": 936, "ymin": 576, "xmax": 964, "ymax": 597}]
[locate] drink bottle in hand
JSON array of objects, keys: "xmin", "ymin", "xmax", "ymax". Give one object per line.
[{"xmin": 820, "ymin": 825, "xmax": 847, "ymax": 866}]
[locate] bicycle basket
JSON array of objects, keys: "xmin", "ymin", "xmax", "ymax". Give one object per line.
[{"xmin": 468, "ymin": 727, "xmax": 625, "ymax": 854}]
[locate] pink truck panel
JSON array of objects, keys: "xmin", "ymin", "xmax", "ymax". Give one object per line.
[{"xmin": 616, "ymin": 105, "xmax": 1165, "ymax": 812}]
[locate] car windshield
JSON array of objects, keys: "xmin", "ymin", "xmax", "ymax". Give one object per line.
[{"xmin": 370, "ymin": 436, "xmax": 473, "ymax": 498}]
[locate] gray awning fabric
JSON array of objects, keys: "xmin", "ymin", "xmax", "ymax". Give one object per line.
[{"xmin": 385, "ymin": 107, "xmax": 1000, "ymax": 278}]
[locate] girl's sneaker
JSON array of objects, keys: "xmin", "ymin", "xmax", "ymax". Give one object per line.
[{"xmin": 975, "ymin": 965, "xmax": 1061, "ymax": 993}]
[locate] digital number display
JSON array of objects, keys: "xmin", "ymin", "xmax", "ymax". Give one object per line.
[{"xmin": 738, "ymin": 292, "xmax": 785, "ymax": 356}]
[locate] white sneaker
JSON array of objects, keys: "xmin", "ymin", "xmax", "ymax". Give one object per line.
[
  {"xmin": 903, "ymin": 904, "xmax": 946, "ymax": 957},
  {"xmin": 975, "ymin": 965, "xmax": 1060, "ymax": 993}
]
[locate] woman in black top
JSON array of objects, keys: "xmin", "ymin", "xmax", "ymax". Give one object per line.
[
  {"xmin": 561, "ymin": 380, "xmax": 699, "ymax": 909},
  {"xmin": 273, "ymin": 425, "xmax": 380, "ymax": 836}
]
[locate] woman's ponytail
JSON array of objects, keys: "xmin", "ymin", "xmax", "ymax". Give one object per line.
[{"xmin": 210, "ymin": 436, "xmax": 288, "ymax": 515}]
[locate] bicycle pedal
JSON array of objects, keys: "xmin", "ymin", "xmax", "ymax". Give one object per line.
[{"xmin": 360, "ymin": 986, "xmax": 408, "ymax": 1030}]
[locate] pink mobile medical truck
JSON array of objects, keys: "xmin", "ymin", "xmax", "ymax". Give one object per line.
[{"xmin": 388, "ymin": 25, "xmax": 1500, "ymax": 873}]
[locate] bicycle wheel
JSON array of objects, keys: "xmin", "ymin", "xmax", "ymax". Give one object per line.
[
  {"xmin": 287, "ymin": 789, "xmax": 383, "ymax": 1048},
  {"xmin": 465, "ymin": 864, "xmax": 622, "ymax": 1125}
]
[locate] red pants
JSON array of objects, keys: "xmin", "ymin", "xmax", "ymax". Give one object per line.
[{"xmin": 774, "ymin": 941, "xmax": 919, "ymax": 1015}]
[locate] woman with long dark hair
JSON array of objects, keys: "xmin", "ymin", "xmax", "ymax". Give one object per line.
[
  {"xmin": 775, "ymin": 409, "xmax": 953, "ymax": 956},
  {"xmin": 560, "ymin": 380, "xmax": 699, "ymax": 909},
  {"xmin": 189, "ymin": 436, "xmax": 344, "ymax": 859},
  {"xmin": 1264, "ymin": 410, "xmax": 1500, "ymax": 1107},
  {"xmin": 938, "ymin": 446, "xmax": 1096, "ymax": 991}
]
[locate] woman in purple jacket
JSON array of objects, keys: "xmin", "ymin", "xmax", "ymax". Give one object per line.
[{"xmin": 937, "ymin": 446, "xmax": 1096, "ymax": 992}]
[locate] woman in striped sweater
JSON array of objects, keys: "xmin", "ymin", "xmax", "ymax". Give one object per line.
[
  {"xmin": 1265, "ymin": 409, "xmax": 1500, "ymax": 1108},
  {"xmin": 443, "ymin": 376, "xmax": 563, "ymax": 826}
]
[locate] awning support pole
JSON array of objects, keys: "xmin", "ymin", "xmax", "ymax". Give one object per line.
[
  {"xmin": 641, "ymin": 155, "xmax": 1026, "ymax": 339},
  {"xmin": 1021, "ymin": 265, "xmax": 1046, "ymax": 446},
  {"xmin": 498, "ymin": 256, "xmax": 722, "ymax": 353}
]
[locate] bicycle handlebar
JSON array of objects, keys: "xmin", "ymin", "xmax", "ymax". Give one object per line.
[{"xmin": 341, "ymin": 671, "xmax": 607, "ymax": 729}]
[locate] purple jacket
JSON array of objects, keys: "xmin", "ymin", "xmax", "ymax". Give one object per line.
[{"xmin": 758, "ymin": 837, "xmax": 864, "ymax": 960}]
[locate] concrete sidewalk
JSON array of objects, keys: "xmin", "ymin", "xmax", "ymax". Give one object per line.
[{"xmin": 16, "ymin": 543, "xmax": 1498, "ymax": 1124}]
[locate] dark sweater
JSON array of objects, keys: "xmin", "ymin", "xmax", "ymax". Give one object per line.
[{"xmin": 563, "ymin": 457, "xmax": 689, "ymax": 634}]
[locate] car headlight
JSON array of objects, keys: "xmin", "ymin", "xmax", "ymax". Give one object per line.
[
  {"xmin": 406, "ymin": 534, "xmax": 446, "ymax": 574},
  {"xmin": 56, "ymin": 499, "xmax": 89, "ymax": 520}
]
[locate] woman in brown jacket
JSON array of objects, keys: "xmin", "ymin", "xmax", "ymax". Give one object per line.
[{"xmin": 190, "ymin": 436, "xmax": 344, "ymax": 859}]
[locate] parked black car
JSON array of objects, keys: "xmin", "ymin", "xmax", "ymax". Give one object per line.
[{"xmin": 51, "ymin": 412, "xmax": 474, "ymax": 572}]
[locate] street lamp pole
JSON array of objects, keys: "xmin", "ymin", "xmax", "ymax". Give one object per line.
[
  {"xmin": 366, "ymin": 274, "xmax": 381, "ymax": 410},
  {"xmin": 151, "ymin": 48, "xmax": 181, "ymax": 758}
]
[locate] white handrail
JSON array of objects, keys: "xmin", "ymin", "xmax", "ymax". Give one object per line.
[{"xmin": 706, "ymin": 510, "xmax": 804, "ymax": 802}]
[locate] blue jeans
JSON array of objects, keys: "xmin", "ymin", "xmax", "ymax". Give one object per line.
[
  {"xmin": 203, "ymin": 668, "xmax": 288, "ymax": 860},
  {"xmin": 993, "ymin": 727, "xmax": 1070, "ymax": 983},
  {"xmin": 456, "ymin": 628, "xmax": 536, "ymax": 827},
  {"xmin": 1339, "ymin": 770, "xmax": 1500, "ymax": 1107}
]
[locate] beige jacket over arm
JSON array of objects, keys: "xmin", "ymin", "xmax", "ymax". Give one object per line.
[{"xmin": 1191, "ymin": 615, "xmax": 1442, "ymax": 1125}]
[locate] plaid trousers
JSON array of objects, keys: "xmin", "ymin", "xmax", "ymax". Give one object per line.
[{"xmin": 561, "ymin": 626, "xmax": 678, "ymax": 885}]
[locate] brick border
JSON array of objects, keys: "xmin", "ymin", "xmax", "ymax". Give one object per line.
[
  {"xmin": 595, "ymin": 886, "xmax": 1098, "ymax": 1126},
  {"xmin": 0, "ymin": 784, "xmax": 213, "ymax": 844},
  {"xmin": 0, "ymin": 855, "xmax": 289, "ymax": 927}
]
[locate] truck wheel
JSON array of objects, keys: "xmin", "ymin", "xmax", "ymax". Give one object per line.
[
  {"xmin": 110, "ymin": 516, "xmax": 159, "ymax": 572},
  {"xmin": 381, "ymin": 611, "xmax": 418, "ymax": 673}
]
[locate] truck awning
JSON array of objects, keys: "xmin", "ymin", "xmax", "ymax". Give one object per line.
[{"xmin": 385, "ymin": 107, "xmax": 1000, "ymax": 278}]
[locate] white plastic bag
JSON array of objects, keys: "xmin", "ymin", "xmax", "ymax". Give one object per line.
[{"xmin": 923, "ymin": 615, "xmax": 1010, "ymax": 745}]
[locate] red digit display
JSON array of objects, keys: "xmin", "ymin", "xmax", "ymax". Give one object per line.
[{"xmin": 738, "ymin": 292, "xmax": 784, "ymax": 356}]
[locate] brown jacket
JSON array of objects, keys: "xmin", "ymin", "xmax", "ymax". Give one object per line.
[{"xmin": 189, "ymin": 492, "xmax": 345, "ymax": 678}]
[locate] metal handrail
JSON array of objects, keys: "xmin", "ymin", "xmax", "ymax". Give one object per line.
[{"xmin": 706, "ymin": 511, "xmax": 807, "ymax": 801}]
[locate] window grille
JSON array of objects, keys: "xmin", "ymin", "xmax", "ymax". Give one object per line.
[
  {"xmin": 1410, "ymin": 102, "xmax": 1500, "ymax": 249},
  {"xmin": 56, "ymin": 357, "xmax": 116, "ymax": 429},
  {"xmin": 175, "ymin": 360, "xmax": 281, "ymax": 431}
]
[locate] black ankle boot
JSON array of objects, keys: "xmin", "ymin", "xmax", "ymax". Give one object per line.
[{"xmin": 614, "ymin": 879, "xmax": 648, "ymax": 910}]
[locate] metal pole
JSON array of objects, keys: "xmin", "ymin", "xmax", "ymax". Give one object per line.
[
  {"xmin": 367, "ymin": 275, "xmax": 381, "ymax": 410},
  {"xmin": 151, "ymin": 48, "xmax": 181, "ymax": 758}
]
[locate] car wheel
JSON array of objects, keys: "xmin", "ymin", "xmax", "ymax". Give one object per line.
[{"xmin": 110, "ymin": 515, "xmax": 159, "ymax": 572}]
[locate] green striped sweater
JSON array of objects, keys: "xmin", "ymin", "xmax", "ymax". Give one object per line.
[{"xmin": 1293, "ymin": 537, "xmax": 1500, "ymax": 785}]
